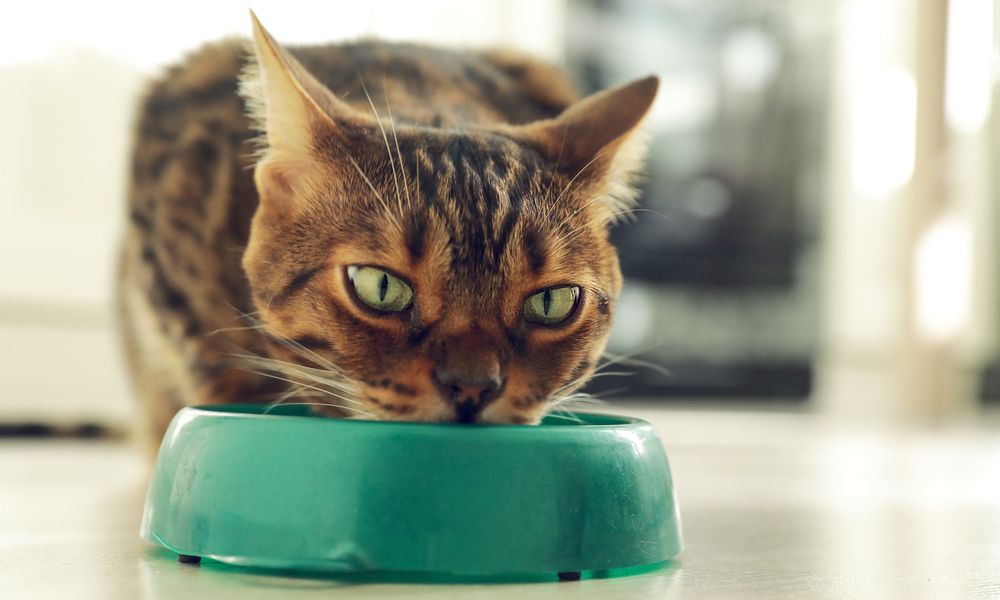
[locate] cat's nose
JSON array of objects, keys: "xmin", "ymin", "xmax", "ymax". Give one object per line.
[{"xmin": 434, "ymin": 371, "xmax": 502, "ymax": 423}]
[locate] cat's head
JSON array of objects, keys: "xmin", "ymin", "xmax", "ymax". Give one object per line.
[{"xmin": 240, "ymin": 15, "xmax": 658, "ymax": 424}]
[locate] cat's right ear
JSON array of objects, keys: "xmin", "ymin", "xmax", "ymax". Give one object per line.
[
  {"xmin": 242, "ymin": 11, "xmax": 364, "ymax": 214},
  {"xmin": 508, "ymin": 76, "xmax": 659, "ymax": 221}
]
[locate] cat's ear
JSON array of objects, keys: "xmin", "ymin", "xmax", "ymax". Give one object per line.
[
  {"xmin": 513, "ymin": 76, "xmax": 659, "ymax": 218},
  {"xmin": 519, "ymin": 76, "xmax": 659, "ymax": 171},
  {"xmin": 242, "ymin": 11, "xmax": 364, "ymax": 213}
]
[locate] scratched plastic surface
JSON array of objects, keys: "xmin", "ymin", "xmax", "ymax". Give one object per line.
[{"xmin": 141, "ymin": 405, "xmax": 682, "ymax": 580}]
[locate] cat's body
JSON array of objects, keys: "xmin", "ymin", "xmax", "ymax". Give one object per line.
[{"xmin": 119, "ymin": 17, "xmax": 657, "ymax": 449}]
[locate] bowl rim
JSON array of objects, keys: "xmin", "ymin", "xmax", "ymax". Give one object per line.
[{"xmin": 183, "ymin": 403, "xmax": 650, "ymax": 432}]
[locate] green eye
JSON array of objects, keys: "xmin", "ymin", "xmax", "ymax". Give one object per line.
[
  {"xmin": 524, "ymin": 286, "xmax": 580, "ymax": 325},
  {"xmin": 347, "ymin": 266, "xmax": 413, "ymax": 312}
]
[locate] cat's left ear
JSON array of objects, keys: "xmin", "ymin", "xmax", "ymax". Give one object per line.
[
  {"xmin": 242, "ymin": 11, "xmax": 367, "ymax": 214},
  {"xmin": 512, "ymin": 76, "xmax": 659, "ymax": 218}
]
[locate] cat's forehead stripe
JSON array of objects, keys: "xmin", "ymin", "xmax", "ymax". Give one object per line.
[
  {"xmin": 439, "ymin": 138, "xmax": 522, "ymax": 273},
  {"xmin": 383, "ymin": 132, "xmax": 585, "ymax": 284}
]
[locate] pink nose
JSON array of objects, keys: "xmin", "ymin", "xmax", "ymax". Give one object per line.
[
  {"xmin": 447, "ymin": 380, "xmax": 499, "ymax": 404},
  {"xmin": 434, "ymin": 371, "xmax": 503, "ymax": 423}
]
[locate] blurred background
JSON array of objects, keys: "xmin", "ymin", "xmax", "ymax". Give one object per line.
[{"xmin": 0, "ymin": 0, "xmax": 996, "ymax": 428}]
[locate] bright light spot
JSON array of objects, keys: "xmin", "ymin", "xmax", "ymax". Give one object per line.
[
  {"xmin": 649, "ymin": 73, "xmax": 718, "ymax": 132},
  {"xmin": 914, "ymin": 214, "xmax": 973, "ymax": 342},
  {"xmin": 608, "ymin": 287, "xmax": 655, "ymax": 351},
  {"xmin": 850, "ymin": 68, "xmax": 916, "ymax": 197},
  {"xmin": 945, "ymin": 0, "xmax": 995, "ymax": 133},
  {"xmin": 166, "ymin": 410, "xmax": 198, "ymax": 450},
  {"xmin": 0, "ymin": 1, "xmax": 562, "ymax": 69},
  {"xmin": 721, "ymin": 27, "xmax": 780, "ymax": 92},
  {"xmin": 684, "ymin": 177, "xmax": 730, "ymax": 219}
]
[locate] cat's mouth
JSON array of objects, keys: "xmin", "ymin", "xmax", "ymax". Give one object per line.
[{"xmin": 353, "ymin": 378, "xmax": 549, "ymax": 425}]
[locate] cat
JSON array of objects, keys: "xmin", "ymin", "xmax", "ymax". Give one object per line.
[{"xmin": 117, "ymin": 12, "xmax": 658, "ymax": 450}]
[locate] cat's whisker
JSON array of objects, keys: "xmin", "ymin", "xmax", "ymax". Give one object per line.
[
  {"xmin": 219, "ymin": 306, "xmax": 369, "ymax": 413},
  {"xmin": 261, "ymin": 377, "xmax": 361, "ymax": 408},
  {"xmin": 545, "ymin": 411, "xmax": 585, "ymax": 424},
  {"xmin": 226, "ymin": 306, "xmax": 341, "ymax": 372},
  {"xmin": 346, "ymin": 156, "xmax": 398, "ymax": 226},
  {"xmin": 550, "ymin": 207, "xmax": 634, "ymax": 254},
  {"xmin": 233, "ymin": 351, "xmax": 361, "ymax": 410},
  {"xmin": 546, "ymin": 387, "xmax": 621, "ymax": 413},
  {"xmin": 229, "ymin": 348, "xmax": 355, "ymax": 389},
  {"xmin": 609, "ymin": 206, "xmax": 673, "ymax": 223},
  {"xmin": 554, "ymin": 207, "xmax": 671, "ymax": 255},
  {"xmin": 263, "ymin": 383, "xmax": 311, "ymax": 409},
  {"xmin": 223, "ymin": 304, "xmax": 261, "ymax": 321},
  {"xmin": 543, "ymin": 349, "xmax": 673, "ymax": 419},
  {"xmin": 247, "ymin": 363, "xmax": 358, "ymax": 402},
  {"xmin": 566, "ymin": 347, "xmax": 668, "ymax": 388},
  {"xmin": 236, "ymin": 353, "xmax": 351, "ymax": 387},
  {"xmin": 256, "ymin": 389, "xmax": 331, "ymax": 401},
  {"xmin": 599, "ymin": 348, "xmax": 673, "ymax": 378},
  {"xmin": 572, "ymin": 390, "xmax": 621, "ymax": 405},
  {"xmin": 549, "ymin": 219, "xmax": 596, "ymax": 254},
  {"xmin": 233, "ymin": 352, "xmax": 344, "ymax": 377},
  {"xmin": 357, "ymin": 73, "xmax": 404, "ymax": 215},
  {"xmin": 271, "ymin": 379, "xmax": 373, "ymax": 418},
  {"xmin": 551, "ymin": 147, "xmax": 611, "ymax": 210},
  {"xmin": 261, "ymin": 380, "xmax": 351, "ymax": 412},
  {"xmin": 252, "ymin": 333, "xmax": 342, "ymax": 374},
  {"xmin": 539, "ymin": 127, "xmax": 569, "ymax": 220},
  {"xmin": 414, "ymin": 145, "xmax": 421, "ymax": 203},
  {"xmin": 243, "ymin": 367, "xmax": 361, "ymax": 406},
  {"xmin": 542, "ymin": 348, "xmax": 656, "ymax": 420},
  {"xmin": 264, "ymin": 401, "xmax": 373, "ymax": 418},
  {"xmin": 545, "ymin": 395, "xmax": 603, "ymax": 420},
  {"xmin": 544, "ymin": 147, "xmax": 630, "ymax": 256},
  {"xmin": 233, "ymin": 356, "xmax": 360, "ymax": 401},
  {"xmin": 550, "ymin": 200, "xmax": 635, "ymax": 256},
  {"xmin": 551, "ymin": 370, "xmax": 632, "ymax": 395},
  {"xmin": 546, "ymin": 374, "xmax": 610, "ymax": 405},
  {"xmin": 205, "ymin": 324, "xmax": 265, "ymax": 336},
  {"xmin": 383, "ymin": 80, "xmax": 412, "ymax": 211}
]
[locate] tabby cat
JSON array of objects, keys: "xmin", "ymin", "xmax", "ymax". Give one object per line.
[{"xmin": 118, "ymin": 13, "xmax": 658, "ymax": 449}]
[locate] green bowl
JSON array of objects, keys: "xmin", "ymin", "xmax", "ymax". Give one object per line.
[{"xmin": 141, "ymin": 405, "xmax": 682, "ymax": 580}]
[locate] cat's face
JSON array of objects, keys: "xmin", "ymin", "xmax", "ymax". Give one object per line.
[
  {"xmin": 244, "ymin": 129, "xmax": 623, "ymax": 423},
  {"xmin": 241, "ymin": 16, "xmax": 657, "ymax": 423}
]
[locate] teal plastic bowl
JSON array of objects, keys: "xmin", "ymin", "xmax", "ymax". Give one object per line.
[{"xmin": 141, "ymin": 405, "xmax": 682, "ymax": 580}]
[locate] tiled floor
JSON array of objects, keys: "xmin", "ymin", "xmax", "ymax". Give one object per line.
[{"xmin": 4, "ymin": 405, "xmax": 1000, "ymax": 599}]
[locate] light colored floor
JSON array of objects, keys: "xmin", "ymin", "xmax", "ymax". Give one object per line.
[{"xmin": 4, "ymin": 404, "xmax": 1000, "ymax": 599}]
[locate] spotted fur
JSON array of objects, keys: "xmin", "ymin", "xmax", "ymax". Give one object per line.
[{"xmin": 118, "ymin": 15, "xmax": 657, "ymax": 448}]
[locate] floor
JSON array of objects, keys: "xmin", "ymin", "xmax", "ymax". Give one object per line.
[{"xmin": 4, "ymin": 405, "xmax": 1000, "ymax": 599}]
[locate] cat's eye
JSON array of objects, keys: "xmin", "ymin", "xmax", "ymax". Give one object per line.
[
  {"xmin": 347, "ymin": 266, "xmax": 414, "ymax": 312},
  {"xmin": 524, "ymin": 286, "xmax": 580, "ymax": 325}
]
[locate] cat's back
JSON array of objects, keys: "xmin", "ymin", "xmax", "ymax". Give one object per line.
[
  {"xmin": 133, "ymin": 38, "xmax": 577, "ymax": 148},
  {"xmin": 291, "ymin": 40, "xmax": 578, "ymax": 126}
]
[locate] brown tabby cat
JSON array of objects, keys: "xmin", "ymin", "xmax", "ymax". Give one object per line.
[{"xmin": 118, "ymin": 13, "xmax": 658, "ymax": 449}]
